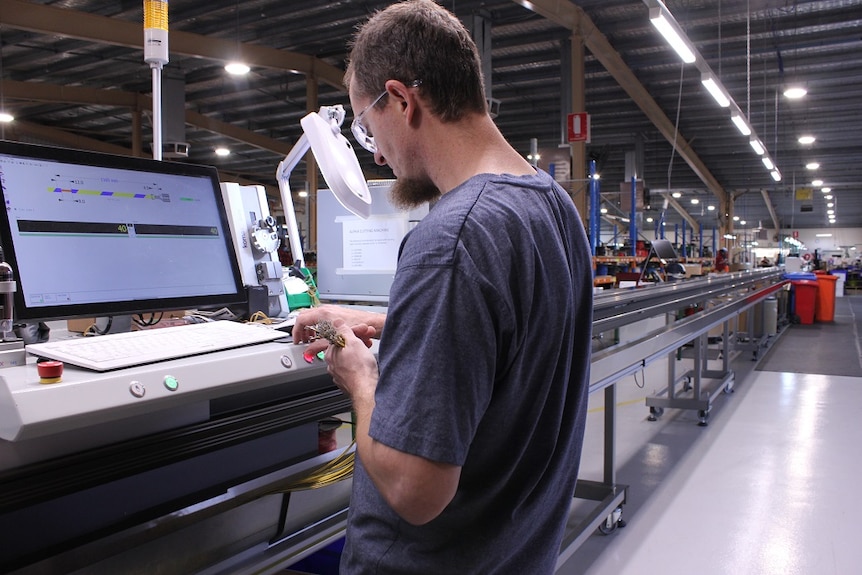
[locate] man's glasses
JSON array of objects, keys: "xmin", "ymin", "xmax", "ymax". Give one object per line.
[
  {"xmin": 350, "ymin": 90, "xmax": 388, "ymax": 154},
  {"xmin": 350, "ymin": 80, "xmax": 422, "ymax": 154}
]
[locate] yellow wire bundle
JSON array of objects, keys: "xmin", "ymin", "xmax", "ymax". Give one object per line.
[
  {"xmin": 248, "ymin": 311, "xmax": 275, "ymax": 324},
  {"xmin": 278, "ymin": 442, "xmax": 356, "ymax": 492}
]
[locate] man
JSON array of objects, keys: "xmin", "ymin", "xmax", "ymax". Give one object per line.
[{"xmin": 293, "ymin": 1, "xmax": 593, "ymax": 572}]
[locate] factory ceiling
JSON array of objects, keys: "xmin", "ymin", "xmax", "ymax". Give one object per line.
[{"xmin": 0, "ymin": 0, "xmax": 860, "ymax": 244}]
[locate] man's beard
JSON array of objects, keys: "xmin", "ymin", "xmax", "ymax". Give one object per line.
[{"xmin": 389, "ymin": 176, "xmax": 441, "ymax": 210}]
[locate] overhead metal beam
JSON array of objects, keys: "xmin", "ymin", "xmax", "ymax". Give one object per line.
[
  {"xmin": 509, "ymin": 0, "xmax": 729, "ymax": 209},
  {"xmin": 2, "ymin": 79, "xmax": 379, "ymax": 194},
  {"xmin": 7, "ymin": 120, "xmax": 134, "ymax": 156},
  {"xmin": 2, "ymin": 79, "xmax": 295, "ymax": 156},
  {"xmin": 661, "ymin": 193, "xmax": 700, "ymax": 230},
  {"xmin": 184, "ymin": 109, "xmax": 295, "ymax": 156},
  {"xmin": 760, "ymin": 189, "xmax": 781, "ymax": 231},
  {"xmin": 0, "ymin": 0, "xmax": 345, "ymax": 90},
  {"xmin": 2, "ymin": 79, "xmax": 142, "ymax": 108},
  {"xmin": 5, "ymin": 120, "xmax": 271, "ymax": 192}
]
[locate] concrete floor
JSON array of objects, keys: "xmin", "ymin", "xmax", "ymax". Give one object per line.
[{"xmin": 557, "ymin": 297, "xmax": 862, "ymax": 575}]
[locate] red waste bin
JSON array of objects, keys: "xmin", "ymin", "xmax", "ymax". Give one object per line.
[
  {"xmin": 791, "ymin": 280, "xmax": 818, "ymax": 325},
  {"xmin": 814, "ymin": 273, "xmax": 839, "ymax": 322}
]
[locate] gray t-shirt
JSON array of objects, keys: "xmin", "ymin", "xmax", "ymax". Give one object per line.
[{"xmin": 341, "ymin": 170, "xmax": 593, "ymax": 574}]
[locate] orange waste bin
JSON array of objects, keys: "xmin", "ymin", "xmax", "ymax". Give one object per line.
[
  {"xmin": 814, "ymin": 273, "xmax": 839, "ymax": 322},
  {"xmin": 791, "ymin": 280, "xmax": 818, "ymax": 325}
]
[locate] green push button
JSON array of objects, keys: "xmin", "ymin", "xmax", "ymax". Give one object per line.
[{"xmin": 164, "ymin": 375, "xmax": 179, "ymax": 392}]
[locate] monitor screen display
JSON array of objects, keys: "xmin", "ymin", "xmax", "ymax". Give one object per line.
[
  {"xmin": 0, "ymin": 141, "xmax": 245, "ymax": 321},
  {"xmin": 316, "ymin": 180, "xmax": 427, "ymax": 304}
]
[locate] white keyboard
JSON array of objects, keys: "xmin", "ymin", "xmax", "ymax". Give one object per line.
[{"xmin": 26, "ymin": 321, "xmax": 288, "ymax": 371}]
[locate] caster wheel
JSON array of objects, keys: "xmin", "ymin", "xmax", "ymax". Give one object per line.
[
  {"xmin": 597, "ymin": 520, "xmax": 617, "ymax": 535},
  {"xmin": 723, "ymin": 381, "xmax": 735, "ymax": 394},
  {"xmin": 697, "ymin": 409, "xmax": 709, "ymax": 426},
  {"xmin": 647, "ymin": 406, "xmax": 664, "ymax": 421},
  {"xmin": 682, "ymin": 376, "xmax": 692, "ymax": 392},
  {"xmin": 597, "ymin": 507, "xmax": 623, "ymax": 535}
]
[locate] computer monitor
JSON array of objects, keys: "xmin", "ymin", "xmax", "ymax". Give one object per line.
[
  {"xmin": 0, "ymin": 141, "xmax": 246, "ymax": 321},
  {"xmin": 316, "ymin": 180, "xmax": 428, "ymax": 304},
  {"xmin": 636, "ymin": 238, "xmax": 681, "ymax": 285},
  {"xmin": 651, "ymin": 238, "xmax": 679, "ymax": 261}
]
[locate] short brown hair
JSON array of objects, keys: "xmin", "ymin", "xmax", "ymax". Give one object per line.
[{"xmin": 344, "ymin": 0, "xmax": 487, "ymax": 122}]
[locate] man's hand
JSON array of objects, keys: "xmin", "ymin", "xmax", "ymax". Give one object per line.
[
  {"xmin": 323, "ymin": 319, "xmax": 379, "ymax": 402},
  {"xmin": 293, "ymin": 304, "xmax": 382, "ymax": 356}
]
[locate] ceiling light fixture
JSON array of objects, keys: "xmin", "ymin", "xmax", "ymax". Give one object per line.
[
  {"xmin": 225, "ymin": 1, "xmax": 250, "ymax": 76},
  {"xmin": 798, "ymin": 135, "xmax": 816, "ymax": 144},
  {"xmin": 762, "ymin": 157, "xmax": 774, "ymax": 170},
  {"xmin": 701, "ymin": 73, "xmax": 731, "ymax": 107},
  {"xmin": 707, "ymin": 205, "xmax": 715, "ymax": 211},
  {"xmin": 214, "ymin": 147, "xmax": 230, "ymax": 156},
  {"xmin": 644, "ymin": 0, "xmax": 780, "ymax": 178},
  {"xmin": 806, "ymin": 162, "xmax": 820, "ymax": 170},
  {"xmin": 825, "ymin": 195, "xmax": 833, "ymax": 200},
  {"xmin": 783, "ymin": 86, "xmax": 807, "ymax": 99},
  {"xmin": 749, "ymin": 139, "xmax": 765, "ymax": 155},
  {"xmin": 691, "ymin": 198, "xmax": 699, "ymax": 204},
  {"xmin": 648, "ymin": 0, "xmax": 696, "ymax": 63},
  {"xmin": 672, "ymin": 191, "xmax": 682, "ymax": 198},
  {"xmin": 821, "ymin": 187, "xmax": 831, "ymax": 193},
  {"xmin": 811, "ymin": 179, "xmax": 823, "ymax": 187},
  {"xmin": 731, "ymin": 113, "xmax": 752, "ymax": 135},
  {"xmin": 225, "ymin": 62, "xmax": 250, "ymax": 75},
  {"xmin": 0, "ymin": 112, "xmax": 13, "ymax": 123},
  {"xmin": 770, "ymin": 170, "xmax": 782, "ymax": 182}
]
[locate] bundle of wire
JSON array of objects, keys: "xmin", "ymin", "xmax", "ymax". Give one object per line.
[
  {"xmin": 248, "ymin": 311, "xmax": 275, "ymax": 325},
  {"xmin": 278, "ymin": 441, "xmax": 356, "ymax": 492}
]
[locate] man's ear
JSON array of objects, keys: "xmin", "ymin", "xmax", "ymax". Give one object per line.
[{"xmin": 384, "ymin": 79, "xmax": 422, "ymax": 127}]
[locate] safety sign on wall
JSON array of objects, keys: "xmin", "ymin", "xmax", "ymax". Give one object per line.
[{"xmin": 567, "ymin": 112, "xmax": 591, "ymax": 143}]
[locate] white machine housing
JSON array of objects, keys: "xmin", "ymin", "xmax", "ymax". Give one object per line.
[{"xmin": 221, "ymin": 182, "xmax": 289, "ymax": 318}]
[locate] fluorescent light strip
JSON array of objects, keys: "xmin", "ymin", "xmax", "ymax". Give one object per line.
[
  {"xmin": 646, "ymin": 1, "xmax": 782, "ymax": 177},
  {"xmin": 701, "ymin": 75, "xmax": 731, "ymax": 107},
  {"xmin": 649, "ymin": 7, "xmax": 696, "ymax": 64},
  {"xmin": 784, "ymin": 86, "xmax": 807, "ymax": 99},
  {"xmin": 750, "ymin": 139, "xmax": 765, "ymax": 155},
  {"xmin": 731, "ymin": 114, "xmax": 752, "ymax": 136}
]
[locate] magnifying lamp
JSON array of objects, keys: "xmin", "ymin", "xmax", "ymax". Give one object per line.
[{"xmin": 277, "ymin": 105, "xmax": 372, "ymax": 268}]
